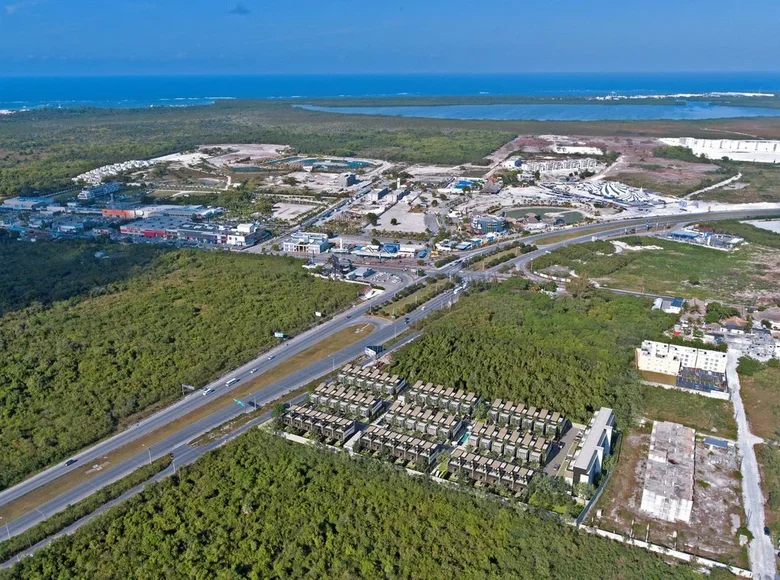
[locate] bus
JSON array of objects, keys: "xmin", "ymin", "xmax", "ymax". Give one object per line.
[{"xmin": 225, "ymin": 378, "xmax": 239, "ymax": 387}]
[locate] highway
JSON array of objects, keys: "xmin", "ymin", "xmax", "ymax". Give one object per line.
[{"xmin": 1, "ymin": 206, "xmax": 778, "ymax": 545}]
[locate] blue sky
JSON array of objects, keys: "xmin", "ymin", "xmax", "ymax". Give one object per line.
[{"xmin": 1, "ymin": 0, "xmax": 779, "ymax": 75}]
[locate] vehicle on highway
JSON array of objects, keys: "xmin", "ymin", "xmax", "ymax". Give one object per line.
[
  {"xmin": 250, "ymin": 368, "xmax": 258, "ymax": 374},
  {"xmin": 65, "ymin": 458, "xmax": 78, "ymax": 466},
  {"xmin": 268, "ymin": 355, "xmax": 275, "ymax": 360},
  {"xmin": 202, "ymin": 387, "xmax": 215, "ymax": 396},
  {"xmin": 225, "ymin": 378, "xmax": 239, "ymax": 387}
]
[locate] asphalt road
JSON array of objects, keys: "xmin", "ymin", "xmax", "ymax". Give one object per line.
[{"xmin": 2, "ymin": 206, "xmax": 778, "ymax": 544}]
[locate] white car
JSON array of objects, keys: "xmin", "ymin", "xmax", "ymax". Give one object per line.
[
  {"xmin": 202, "ymin": 387, "xmax": 214, "ymax": 396},
  {"xmin": 250, "ymin": 368, "xmax": 258, "ymax": 374}
]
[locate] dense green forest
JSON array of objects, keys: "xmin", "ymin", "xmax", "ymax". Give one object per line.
[
  {"xmin": 391, "ymin": 281, "xmax": 674, "ymax": 425},
  {"xmin": 1, "ymin": 431, "xmax": 705, "ymax": 579},
  {"xmin": 5, "ymin": 100, "xmax": 780, "ymax": 195},
  {"xmin": 0, "ymin": 249, "xmax": 356, "ymax": 489},
  {"xmin": 0, "ymin": 238, "xmax": 166, "ymax": 315}
]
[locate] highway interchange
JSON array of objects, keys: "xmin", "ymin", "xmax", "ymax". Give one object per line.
[{"xmin": 1, "ymin": 207, "xmax": 779, "ymax": 571}]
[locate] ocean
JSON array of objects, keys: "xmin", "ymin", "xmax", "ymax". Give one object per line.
[{"xmin": 3, "ymin": 73, "xmax": 780, "ymax": 119}]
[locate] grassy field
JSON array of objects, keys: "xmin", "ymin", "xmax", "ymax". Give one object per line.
[
  {"xmin": 739, "ymin": 364, "xmax": 780, "ymax": 441},
  {"xmin": 639, "ymin": 385, "xmax": 737, "ymax": 439},
  {"xmin": 695, "ymin": 163, "xmax": 780, "ymax": 204},
  {"xmin": 0, "ymin": 323, "xmax": 374, "ymax": 524},
  {"xmin": 756, "ymin": 444, "xmax": 780, "ymax": 536},
  {"xmin": 535, "ymin": 236, "xmax": 780, "ymax": 305},
  {"xmin": 377, "ymin": 281, "xmax": 453, "ymax": 318},
  {"xmin": 609, "ymin": 170, "xmax": 730, "ymax": 198}
]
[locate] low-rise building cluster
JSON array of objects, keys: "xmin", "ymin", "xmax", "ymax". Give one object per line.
[
  {"xmin": 398, "ymin": 381, "xmax": 478, "ymax": 415},
  {"xmin": 120, "ymin": 218, "xmax": 267, "ymax": 247},
  {"xmin": 489, "ymin": 399, "xmax": 566, "ymax": 438},
  {"xmin": 636, "ymin": 340, "xmax": 729, "ymax": 397},
  {"xmin": 281, "ymin": 405, "xmax": 358, "ymax": 442},
  {"xmin": 564, "ymin": 407, "xmax": 615, "ymax": 488},
  {"xmin": 382, "ymin": 400, "xmax": 464, "ymax": 442},
  {"xmin": 356, "ymin": 424, "xmax": 441, "ymax": 466},
  {"xmin": 309, "ymin": 382, "xmax": 384, "ymax": 419},
  {"xmin": 337, "ymin": 364, "xmax": 407, "ymax": 397},
  {"xmin": 448, "ymin": 448, "xmax": 536, "ymax": 493},
  {"xmin": 467, "ymin": 422, "xmax": 552, "ymax": 466}
]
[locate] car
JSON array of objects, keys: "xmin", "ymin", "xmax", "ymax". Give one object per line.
[
  {"xmin": 202, "ymin": 387, "xmax": 215, "ymax": 396},
  {"xmin": 765, "ymin": 526, "xmax": 772, "ymax": 536},
  {"xmin": 346, "ymin": 315, "xmax": 352, "ymax": 319},
  {"xmin": 268, "ymin": 355, "xmax": 275, "ymax": 360},
  {"xmin": 250, "ymin": 367, "xmax": 258, "ymax": 374},
  {"xmin": 65, "ymin": 458, "xmax": 78, "ymax": 467}
]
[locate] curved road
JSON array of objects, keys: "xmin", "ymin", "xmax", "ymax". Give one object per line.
[{"xmin": 1, "ymin": 206, "xmax": 778, "ymax": 547}]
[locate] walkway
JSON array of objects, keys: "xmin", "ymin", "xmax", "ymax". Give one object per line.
[
  {"xmin": 727, "ymin": 349, "xmax": 776, "ymax": 579},
  {"xmin": 684, "ymin": 172, "xmax": 742, "ymax": 200}
]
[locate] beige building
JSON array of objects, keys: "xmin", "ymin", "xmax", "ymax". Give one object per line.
[{"xmin": 636, "ymin": 340, "xmax": 727, "ymax": 376}]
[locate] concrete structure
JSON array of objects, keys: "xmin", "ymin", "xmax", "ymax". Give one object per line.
[
  {"xmin": 640, "ymin": 421, "xmax": 695, "ymax": 523},
  {"xmin": 2, "ymin": 197, "xmax": 48, "ymax": 211},
  {"xmin": 120, "ymin": 218, "xmax": 265, "ymax": 246},
  {"xmin": 357, "ymin": 425, "xmax": 441, "ymax": 466},
  {"xmin": 339, "ymin": 173, "xmax": 357, "ymax": 188},
  {"xmin": 282, "ymin": 405, "xmax": 358, "ymax": 442},
  {"xmin": 668, "ymin": 227, "xmax": 743, "ymax": 250},
  {"xmin": 755, "ymin": 306, "xmax": 780, "ymax": 331},
  {"xmin": 398, "ymin": 381, "xmax": 478, "ymax": 415},
  {"xmin": 78, "ymin": 181, "xmax": 121, "ymax": 201},
  {"xmin": 336, "ymin": 364, "xmax": 406, "ymax": 396},
  {"xmin": 565, "ymin": 408, "xmax": 615, "ymax": 487},
  {"xmin": 309, "ymin": 382, "xmax": 384, "ymax": 419},
  {"xmin": 383, "ymin": 400, "xmax": 465, "ymax": 442},
  {"xmin": 448, "ymin": 448, "xmax": 535, "ymax": 493},
  {"xmin": 636, "ymin": 341, "xmax": 728, "ymax": 376},
  {"xmin": 119, "ymin": 216, "xmax": 189, "ymax": 239},
  {"xmin": 282, "ymin": 232, "xmax": 330, "ymax": 254},
  {"xmin": 488, "ymin": 399, "xmax": 566, "ymax": 438},
  {"xmin": 366, "ymin": 187, "xmax": 389, "ymax": 203}
]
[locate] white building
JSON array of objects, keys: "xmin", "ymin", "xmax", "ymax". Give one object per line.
[
  {"xmin": 282, "ymin": 232, "xmax": 330, "ymax": 254},
  {"xmin": 636, "ymin": 340, "xmax": 727, "ymax": 376},
  {"xmin": 565, "ymin": 408, "xmax": 615, "ymax": 488},
  {"xmin": 522, "ymin": 158, "xmax": 597, "ymax": 174}
]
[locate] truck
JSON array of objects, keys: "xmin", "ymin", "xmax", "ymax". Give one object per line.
[{"xmin": 274, "ymin": 331, "xmax": 286, "ymax": 339}]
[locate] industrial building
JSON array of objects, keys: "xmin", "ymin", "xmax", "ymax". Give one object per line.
[
  {"xmin": 565, "ymin": 408, "xmax": 615, "ymax": 488},
  {"xmin": 357, "ymin": 425, "xmax": 441, "ymax": 466},
  {"xmin": 398, "ymin": 381, "xmax": 479, "ymax": 416},
  {"xmin": 282, "ymin": 405, "xmax": 358, "ymax": 442},
  {"xmin": 282, "ymin": 232, "xmax": 330, "ymax": 254},
  {"xmin": 668, "ymin": 227, "xmax": 743, "ymax": 250},
  {"xmin": 309, "ymin": 382, "xmax": 384, "ymax": 420},
  {"xmin": 522, "ymin": 158, "xmax": 597, "ymax": 173},
  {"xmin": 119, "ymin": 217, "xmax": 265, "ymax": 247},
  {"xmin": 447, "ymin": 448, "xmax": 536, "ymax": 493},
  {"xmin": 339, "ymin": 173, "xmax": 357, "ymax": 188},
  {"xmin": 640, "ymin": 421, "xmax": 695, "ymax": 523},
  {"xmin": 651, "ymin": 297, "xmax": 685, "ymax": 315}
]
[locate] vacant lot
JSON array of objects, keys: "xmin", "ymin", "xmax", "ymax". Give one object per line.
[
  {"xmin": 756, "ymin": 444, "xmax": 780, "ymax": 537},
  {"xmin": 639, "ymin": 385, "xmax": 737, "ymax": 440},
  {"xmin": 740, "ymin": 364, "xmax": 780, "ymax": 440},
  {"xmin": 694, "ymin": 162, "xmax": 780, "ymax": 204},
  {"xmin": 534, "ymin": 237, "xmax": 780, "ymax": 305},
  {"xmin": 593, "ymin": 427, "xmax": 747, "ymax": 568},
  {"xmin": 0, "ymin": 250, "xmax": 357, "ymax": 489}
]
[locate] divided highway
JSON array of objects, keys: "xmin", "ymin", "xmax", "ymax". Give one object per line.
[{"xmin": 1, "ymin": 207, "xmax": 778, "ymax": 544}]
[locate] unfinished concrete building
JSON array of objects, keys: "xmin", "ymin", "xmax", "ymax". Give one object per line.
[{"xmin": 640, "ymin": 421, "xmax": 696, "ymax": 523}]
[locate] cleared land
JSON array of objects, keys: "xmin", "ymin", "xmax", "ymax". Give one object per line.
[
  {"xmin": 592, "ymin": 426, "xmax": 747, "ymax": 568},
  {"xmin": 639, "ymin": 385, "xmax": 737, "ymax": 440},
  {"xmin": 739, "ymin": 364, "xmax": 780, "ymax": 441},
  {"xmin": 756, "ymin": 444, "xmax": 780, "ymax": 536},
  {"xmin": 1, "ymin": 431, "xmax": 709, "ymax": 579},
  {"xmin": 0, "ymin": 323, "xmax": 374, "ymax": 524},
  {"xmin": 0, "ymin": 250, "xmax": 357, "ymax": 489},
  {"xmin": 533, "ymin": 236, "xmax": 780, "ymax": 305}
]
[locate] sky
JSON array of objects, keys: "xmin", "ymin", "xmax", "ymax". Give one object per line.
[{"xmin": 0, "ymin": 0, "xmax": 779, "ymax": 75}]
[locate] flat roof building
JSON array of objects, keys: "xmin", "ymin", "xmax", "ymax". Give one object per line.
[
  {"xmin": 636, "ymin": 340, "xmax": 728, "ymax": 376},
  {"xmin": 282, "ymin": 232, "xmax": 330, "ymax": 254},
  {"xmin": 640, "ymin": 421, "xmax": 695, "ymax": 523},
  {"xmin": 566, "ymin": 408, "xmax": 615, "ymax": 488}
]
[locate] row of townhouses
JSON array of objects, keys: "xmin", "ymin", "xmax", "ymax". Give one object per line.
[
  {"xmin": 448, "ymin": 448, "xmax": 536, "ymax": 493},
  {"xmin": 489, "ymin": 399, "xmax": 567, "ymax": 438},
  {"xmin": 467, "ymin": 422, "xmax": 553, "ymax": 466},
  {"xmin": 398, "ymin": 381, "xmax": 479, "ymax": 415},
  {"xmin": 309, "ymin": 382, "xmax": 384, "ymax": 419},
  {"xmin": 356, "ymin": 425, "xmax": 441, "ymax": 466},
  {"xmin": 382, "ymin": 400, "xmax": 465, "ymax": 442},
  {"xmin": 282, "ymin": 405, "xmax": 357, "ymax": 442},
  {"xmin": 336, "ymin": 364, "xmax": 407, "ymax": 396}
]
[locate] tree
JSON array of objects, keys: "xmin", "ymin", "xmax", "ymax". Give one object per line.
[
  {"xmin": 390, "ymin": 218, "xmax": 398, "ymax": 226},
  {"xmin": 566, "ymin": 276, "xmax": 594, "ymax": 298},
  {"xmin": 371, "ymin": 238, "xmax": 381, "ymax": 246},
  {"xmin": 366, "ymin": 213, "xmax": 379, "ymax": 227},
  {"xmin": 272, "ymin": 403, "xmax": 287, "ymax": 428}
]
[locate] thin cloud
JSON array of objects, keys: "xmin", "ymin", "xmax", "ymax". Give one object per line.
[
  {"xmin": 4, "ymin": 0, "xmax": 38, "ymax": 14},
  {"xmin": 228, "ymin": 2, "xmax": 250, "ymax": 15}
]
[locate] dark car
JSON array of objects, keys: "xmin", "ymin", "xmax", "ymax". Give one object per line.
[
  {"xmin": 765, "ymin": 526, "xmax": 771, "ymax": 536},
  {"xmin": 65, "ymin": 458, "xmax": 78, "ymax": 466}
]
